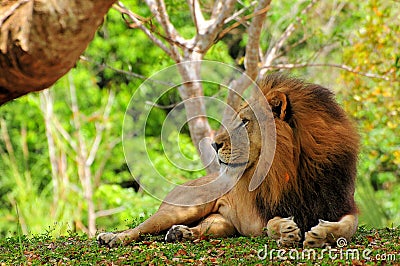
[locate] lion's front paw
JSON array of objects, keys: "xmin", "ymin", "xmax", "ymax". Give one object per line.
[
  {"xmin": 279, "ymin": 218, "xmax": 301, "ymax": 247},
  {"xmin": 303, "ymin": 214, "xmax": 358, "ymax": 248},
  {"xmin": 303, "ymin": 219, "xmax": 335, "ymax": 248},
  {"xmin": 267, "ymin": 216, "xmax": 301, "ymax": 247},
  {"xmin": 97, "ymin": 232, "xmax": 123, "ymax": 248},
  {"xmin": 165, "ymin": 225, "xmax": 193, "ymax": 242}
]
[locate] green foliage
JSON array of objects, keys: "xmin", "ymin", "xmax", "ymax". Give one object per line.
[{"xmin": 0, "ymin": 97, "xmax": 56, "ymax": 236}]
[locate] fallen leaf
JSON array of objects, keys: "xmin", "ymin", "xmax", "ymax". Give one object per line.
[
  {"xmin": 175, "ymin": 249, "xmax": 188, "ymax": 256},
  {"xmin": 209, "ymin": 239, "xmax": 221, "ymax": 245}
]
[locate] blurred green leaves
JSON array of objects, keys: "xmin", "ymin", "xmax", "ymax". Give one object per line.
[{"xmin": 340, "ymin": 0, "xmax": 400, "ymax": 227}]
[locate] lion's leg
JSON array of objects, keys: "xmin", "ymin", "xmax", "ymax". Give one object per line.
[
  {"xmin": 303, "ymin": 214, "xmax": 358, "ymax": 248},
  {"xmin": 267, "ymin": 216, "xmax": 302, "ymax": 247},
  {"xmin": 165, "ymin": 213, "xmax": 236, "ymax": 242},
  {"xmin": 97, "ymin": 204, "xmax": 214, "ymax": 247}
]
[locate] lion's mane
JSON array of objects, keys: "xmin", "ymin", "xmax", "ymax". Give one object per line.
[{"xmin": 254, "ymin": 73, "xmax": 359, "ymax": 235}]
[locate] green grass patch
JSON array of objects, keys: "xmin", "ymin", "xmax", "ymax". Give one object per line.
[{"xmin": 0, "ymin": 226, "xmax": 399, "ymax": 265}]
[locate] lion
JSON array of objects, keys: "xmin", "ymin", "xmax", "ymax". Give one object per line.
[{"xmin": 98, "ymin": 73, "xmax": 359, "ymax": 248}]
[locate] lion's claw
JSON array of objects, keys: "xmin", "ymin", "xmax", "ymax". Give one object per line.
[
  {"xmin": 165, "ymin": 225, "xmax": 193, "ymax": 242},
  {"xmin": 97, "ymin": 232, "xmax": 123, "ymax": 248},
  {"xmin": 278, "ymin": 220, "xmax": 301, "ymax": 247},
  {"xmin": 267, "ymin": 216, "xmax": 301, "ymax": 247},
  {"xmin": 303, "ymin": 219, "xmax": 336, "ymax": 248}
]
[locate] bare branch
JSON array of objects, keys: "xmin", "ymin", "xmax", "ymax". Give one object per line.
[
  {"xmin": 145, "ymin": 0, "xmax": 183, "ymax": 60},
  {"xmin": 145, "ymin": 100, "xmax": 177, "ymax": 109},
  {"xmin": 68, "ymin": 74, "xmax": 87, "ymax": 187},
  {"xmin": 187, "ymin": 0, "xmax": 205, "ymax": 33},
  {"xmin": 69, "ymin": 72, "xmax": 96, "ymax": 237},
  {"xmin": 210, "ymin": 0, "xmax": 223, "ymax": 20},
  {"xmin": 80, "ymin": 56, "xmax": 147, "ymax": 80},
  {"xmin": 322, "ymin": 1, "xmax": 346, "ymax": 34},
  {"xmin": 191, "ymin": 0, "xmax": 236, "ymax": 52},
  {"xmin": 0, "ymin": 118, "xmax": 16, "ymax": 165},
  {"xmin": 224, "ymin": 1, "xmax": 258, "ymax": 24},
  {"xmin": 217, "ymin": 3, "xmax": 270, "ymax": 41},
  {"xmin": 80, "ymin": 56, "xmax": 174, "ymax": 87},
  {"xmin": 86, "ymin": 90, "xmax": 115, "ymax": 166},
  {"xmin": 20, "ymin": 125, "xmax": 29, "ymax": 171},
  {"xmin": 114, "ymin": 1, "xmax": 174, "ymax": 58},
  {"xmin": 147, "ymin": 0, "xmax": 182, "ymax": 40},
  {"xmin": 51, "ymin": 117, "xmax": 77, "ymax": 151},
  {"xmin": 263, "ymin": 63, "xmax": 392, "ymax": 81},
  {"xmin": 39, "ymin": 89, "xmax": 60, "ymax": 206},
  {"xmin": 244, "ymin": 0, "xmax": 271, "ymax": 80},
  {"xmin": 208, "ymin": 0, "xmax": 236, "ymax": 35},
  {"xmin": 261, "ymin": 0, "xmax": 318, "ymax": 73},
  {"xmin": 85, "ymin": 123, "xmax": 104, "ymax": 167},
  {"xmin": 94, "ymin": 138, "xmax": 120, "ymax": 188},
  {"xmin": 224, "ymin": 0, "xmax": 271, "ymax": 121},
  {"xmin": 95, "ymin": 206, "xmax": 126, "ymax": 218}
]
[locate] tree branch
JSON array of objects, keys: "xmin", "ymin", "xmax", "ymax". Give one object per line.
[
  {"xmin": 80, "ymin": 55, "xmax": 174, "ymax": 87},
  {"xmin": 224, "ymin": 0, "xmax": 271, "ymax": 122},
  {"xmin": 0, "ymin": 119, "xmax": 16, "ymax": 165},
  {"xmin": 145, "ymin": 0, "xmax": 183, "ymax": 61},
  {"xmin": 191, "ymin": 0, "xmax": 236, "ymax": 52},
  {"xmin": 217, "ymin": 2, "xmax": 270, "ymax": 41},
  {"xmin": 68, "ymin": 74, "xmax": 87, "ymax": 187},
  {"xmin": 51, "ymin": 117, "xmax": 77, "ymax": 152},
  {"xmin": 95, "ymin": 206, "xmax": 125, "ymax": 218},
  {"xmin": 80, "ymin": 55, "xmax": 147, "ymax": 80},
  {"xmin": 114, "ymin": 1, "xmax": 175, "ymax": 58},
  {"xmin": 86, "ymin": 90, "xmax": 115, "ymax": 167},
  {"xmin": 94, "ymin": 138, "xmax": 120, "ymax": 188},
  {"xmin": 263, "ymin": 63, "xmax": 392, "ymax": 81},
  {"xmin": 210, "ymin": 0, "xmax": 223, "ymax": 21},
  {"xmin": 39, "ymin": 89, "xmax": 60, "ymax": 208},
  {"xmin": 224, "ymin": 1, "xmax": 258, "ymax": 24},
  {"xmin": 261, "ymin": 0, "xmax": 318, "ymax": 74},
  {"xmin": 0, "ymin": 0, "xmax": 116, "ymax": 105},
  {"xmin": 187, "ymin": 0, "xmax": 205, "ymax": 34},
  {"xmin": 244, "ymin": 0, "xmax": 271, "ymax": 80}
]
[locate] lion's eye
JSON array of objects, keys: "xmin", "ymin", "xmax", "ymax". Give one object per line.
[{"xmin": 241, "ymin": 118, "xmax": 249, "ymax": 127}]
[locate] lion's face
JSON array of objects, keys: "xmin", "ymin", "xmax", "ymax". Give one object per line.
[
  {"xmin": 213, "ymin": 103, "xmax": 262, "ymax": 168},
  {"xmin": 213, "ymin": 90, "xmax": 291, "ymax": 191}
]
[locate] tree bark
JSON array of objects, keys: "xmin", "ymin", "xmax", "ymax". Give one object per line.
[
  {"xmin": 176, "ymin": 58, "xmax": 220, "ymax": 173},
  {"xmin": 0, "ymin": 0, "xmax": 116, "ymax": 105}
]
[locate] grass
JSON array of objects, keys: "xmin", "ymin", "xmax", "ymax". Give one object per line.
[{"xmin": 0, "ymin": 226, "xmax": 399, "ymax": 265}]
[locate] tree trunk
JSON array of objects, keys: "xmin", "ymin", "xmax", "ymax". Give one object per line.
[
  {"xmin": 177, "ymin": 59, "xmax": 220, "ymax": 173},
  {"xmin": 0, "ymin": 0, "xmax": 116, "ymax": 105}
]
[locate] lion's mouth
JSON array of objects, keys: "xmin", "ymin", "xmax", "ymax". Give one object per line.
[{"xmin": 219, "ymin": 159, "xmax": 248, "ymax": 168}]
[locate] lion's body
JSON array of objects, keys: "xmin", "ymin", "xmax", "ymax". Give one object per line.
[{"xmin": 98, "ymin": 74, "xmax": 359, "ymax": 248}]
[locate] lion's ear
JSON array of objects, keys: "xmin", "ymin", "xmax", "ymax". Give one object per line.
[{"xmin": 267, "ymin": 91, "xmax": 288, "ymax": 120}]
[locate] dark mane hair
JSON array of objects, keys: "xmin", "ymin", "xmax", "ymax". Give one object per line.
[{"xmin": 255, "ymin": 73, "xmax": 359, "ymax": 235}]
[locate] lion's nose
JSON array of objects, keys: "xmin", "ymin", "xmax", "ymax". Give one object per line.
[{"xmin": 212, "ymin": 142, "xmax": 223, "ymax": 152}]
